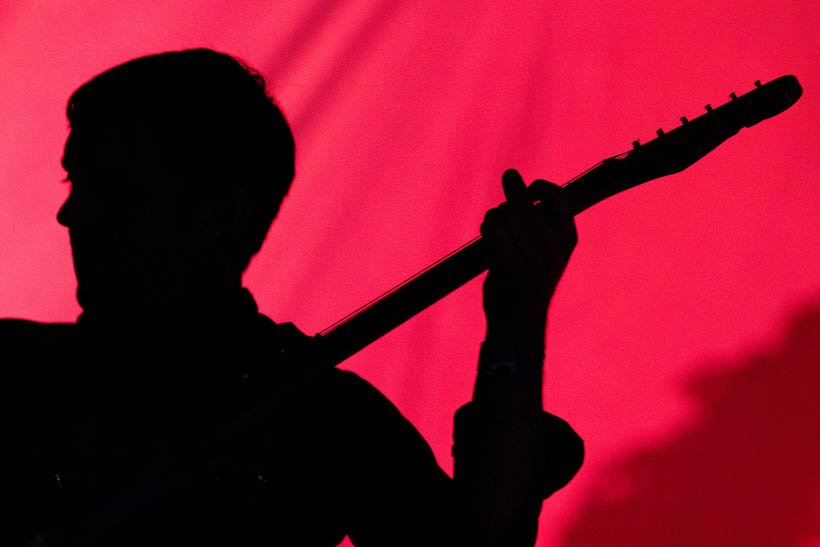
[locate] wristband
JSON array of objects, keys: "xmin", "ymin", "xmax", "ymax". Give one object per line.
[{"xmin": 478, "ymin": 341, "xmax": 544, "ymax": 377}]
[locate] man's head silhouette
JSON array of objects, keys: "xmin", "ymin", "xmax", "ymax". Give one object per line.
[{"xmin": 57, "ymin": 49, "xmax": 294, "ymax": 323}]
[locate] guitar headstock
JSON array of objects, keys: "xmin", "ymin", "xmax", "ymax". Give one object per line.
[
  {"xmin": 625, "ymin": 75, "xmax": 802, "ymax": 179},
  {"xmin": 565, "ymin": 75, "xmax": 803, "ymax": 214}
]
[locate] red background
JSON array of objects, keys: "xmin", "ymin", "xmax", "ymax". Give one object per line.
[{"xmin": 2, "ymin": 2, "xmax": 819, "ymax": 545}]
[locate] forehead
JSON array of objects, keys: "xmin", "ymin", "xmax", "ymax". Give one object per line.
[
  {"xmin": 61, "ymin": 120, "xmax": 187, "ymax": 213},
  {"xmin": 62, "ymin": 120, "xmax": 159, "ymax": 176}
]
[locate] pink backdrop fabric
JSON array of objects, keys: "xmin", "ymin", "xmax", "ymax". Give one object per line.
[{"xmin": 2, "ymin": 2, "xmax": 819, "ymax": 545}]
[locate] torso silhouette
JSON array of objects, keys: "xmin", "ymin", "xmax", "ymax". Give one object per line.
[
  {"xmin": 6, "ymin": 289, "xmax": 582, "ymax": 547},
  {"xmin": 10, "ymin": 48, "xmax": 584, "ymax": 546}
]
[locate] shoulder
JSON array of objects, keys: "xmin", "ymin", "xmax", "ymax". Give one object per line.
[
  {"xmin": 289, "ymin": 367, "xmax": 440, "ymax": 464},
  {"xmin": 295, "ymin": 367, "xmax": 416, "ymax": 430},
  {"xmin": 301, "ymin": 370, "xmax": 456, "ymax": 544},
  {"xmin": 0, "ymin": 319, "xmax": 77, "ymax": 385},
  {"xmin": 317, "ymin": 368, "xmax": 392, "ymax": 402},
  {"xmin": 0, "ymin": 318, "xmax": 75, "ymax": 354},
  {"xmin": 0, "ymin": 317, "xmax": 75, "ymax": 336},
  {"xmin": 249, "ymin": 319, "xmax": 442, "ymax": 466}
]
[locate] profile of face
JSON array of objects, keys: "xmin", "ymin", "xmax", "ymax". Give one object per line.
[
  {"xmin": 57, "ymin": 119, "xmax": 245, "ymax": 319},
  {"xmin": 55, "ymin": 49, "xmax": 295, "ymax": 322}
]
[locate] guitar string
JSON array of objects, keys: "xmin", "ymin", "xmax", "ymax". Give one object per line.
[
  {"xmin": 317, "ymin": 234, "xmax": 483, "ymax": 336},
  {"xmin": 315, "ymin": 156, "xmax": 624, "ymax": 338}
]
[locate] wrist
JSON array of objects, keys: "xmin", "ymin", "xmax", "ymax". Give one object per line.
[
  {"xmin": 479, "ymin": 335, "xmax": 543, "ymax": 361},
  {"xmin": 484, "ymin": 318, "xmax": 546, "ymax": 360},
  {"xmin": 474, "ymin": 341, "xmax": 544, "ymax": 410}
]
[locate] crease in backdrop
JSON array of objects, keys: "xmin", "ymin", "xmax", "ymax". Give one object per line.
[{"xmin": 1, "ymin": 1, "xmax": 818, "ymax": 545}]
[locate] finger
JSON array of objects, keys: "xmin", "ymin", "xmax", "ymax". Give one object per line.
[
  {"xmin": 484, "ymin": 200, "xmax": 557, "ymax": 258},
  {"xmin": 527, "ymin": 179, "xmax": 570, "ymax": 213},
  {"xmin": 528, "ymin": 180, "xmax": 576, "ymax": 238},
  {"xmin": 487, "ymin": 224, "xmax": 528, "ymax": 278},
  {"xmin": 502, "ymin": 169, "xmax": 528, "ymax": 204},
  {"xmin": 480, "ymin": 206, "xmax": 500, "ymax": 238},
  {"xmin": 482, "ymin": 211, "xmax": 527, "ymax": 273}
]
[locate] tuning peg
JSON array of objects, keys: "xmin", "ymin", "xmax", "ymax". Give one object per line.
[
  {"xmin": 755, "ymin": 80, "xmax": 762, "ymax": 88},
  {"xmin": 632, "ymin": 139, "xmax": 640, "ymax": 149},
  {"xmin": 680, "ymin": 116, "xmax": 688, "ymax": 124},
  {"xmin": 656, "ymin": 128, "xmax": 664, "ymax": 137},
  {"xmin": 730, "ymin": 92, "xmax": 737, "ymax": 100},
  {"xmin": 705, "ymin": 104, "xmax": 713, "ymax": 112}
]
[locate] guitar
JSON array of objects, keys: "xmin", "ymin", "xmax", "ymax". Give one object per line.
[
  {"xmin": 313, "ymin": 74, "xmax": 803, "ymax": 368},
  {"xmin": 29, "ymin": 75, "xmax": 802, "ymax": 546}
]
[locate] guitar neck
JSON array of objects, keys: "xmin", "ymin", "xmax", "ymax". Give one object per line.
[
  {"xmin": 311, "ymin": 75, "xmax": 802, "ymax": 368},
  {"xmin": 311, "ymin": 161, "xmax": 639, "ymax": 368}
]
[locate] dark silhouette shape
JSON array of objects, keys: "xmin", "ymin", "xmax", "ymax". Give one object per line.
[
  {"xmin": 563, "ymin": 297, "xmax": 820, "ymax": 546},
  {"xmin": 57, "ymin": 48, "xmax": 294, "ymax": 321},
  {"xmin": 5, "ymin": 49, "xmax": 583, "ymax": 546}
]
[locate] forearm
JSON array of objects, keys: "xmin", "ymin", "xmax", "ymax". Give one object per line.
[
  {"xmin": 473, "ymin": 316, "xmax": 546, "ymax": 410},
  {"xmin": 452, "ymin": 327, "xmax": 548, "ymax": 546},
  {"xmin": 452, "ymin": 169, "xmax": 578, "ymax": 545},
  {"xmin": 453, "ymin": 395, "xmax": 546, "ymax": 546}
]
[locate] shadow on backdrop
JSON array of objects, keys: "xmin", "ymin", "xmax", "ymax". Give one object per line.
[{"xmin": 562, "ymin": 296, "xmax": 820, "ymax": 546}]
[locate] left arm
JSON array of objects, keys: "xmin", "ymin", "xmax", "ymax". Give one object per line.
[{"xmin": 454, "ymin": 169, "xmax": 581, "ymax": 545}]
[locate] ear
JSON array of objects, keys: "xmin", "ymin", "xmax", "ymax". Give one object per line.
[
  {"xmin": 192, "ymin": 189, "xmax": 253, "ymax": 252},
  {"xmin": 198, "ymin": 188, "xmax": 247, "ymax": 225},
  {"xmin": 231, "ymin": 188, "xmax": 253, "ymax": 236}
]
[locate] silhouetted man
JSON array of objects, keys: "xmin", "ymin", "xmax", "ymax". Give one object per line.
[{"xmin": 5, "ymin": 49, "xmax": 583, "ymax": 546}]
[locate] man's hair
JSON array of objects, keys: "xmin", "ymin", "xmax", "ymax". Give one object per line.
[{"xmin": 66, "ymin": 48, "xmax": 295, "ymax": 269}]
